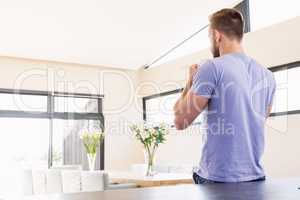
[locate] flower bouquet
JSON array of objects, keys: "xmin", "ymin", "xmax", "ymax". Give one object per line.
[
  {"xmin": 130, "ymin": 123, "xmax": 168, "ymax": 176},
  {"xmin": 80, "ymin": 132, "xmax": 104, "ymax": 171}
]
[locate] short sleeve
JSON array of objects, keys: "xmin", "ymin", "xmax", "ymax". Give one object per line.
[
  {"xmin": 268, "ymin": 73, "xmax": 276, "ymax": 106},
  {"xmin": 191, "ymin": 60, "xmax": 218, "ymax": 99}
]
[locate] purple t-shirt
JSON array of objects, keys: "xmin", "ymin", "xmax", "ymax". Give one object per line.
[{"xmin": 191, "ymin": 52, "xmax": 276, "ymax": 182}]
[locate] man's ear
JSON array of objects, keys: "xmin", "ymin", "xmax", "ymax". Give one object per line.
[{"xmin": 214, "ymin": 29, "xmax": 221, "ymax": 43}]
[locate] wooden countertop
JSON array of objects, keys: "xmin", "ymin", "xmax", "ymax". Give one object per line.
[{"xmin": 109, "ymin": 171, "xmax": 193, "ymax": 187}]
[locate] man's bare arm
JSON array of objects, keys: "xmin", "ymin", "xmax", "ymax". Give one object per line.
[{"xmin": 173, "ymin": 64, "xmax": 209, "ymax": 130}]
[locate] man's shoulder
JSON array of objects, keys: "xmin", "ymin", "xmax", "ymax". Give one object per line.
[
  {"xmin": 197, "ymin": 55, "xmax": 240, "ymax": 76},
  {"xmin": 209, "ymin": 53, "xmax": 245, "ymax": 67},
  {"xmin": 249, "ymin": 59, "xmax": 274, "ymax": 80}
]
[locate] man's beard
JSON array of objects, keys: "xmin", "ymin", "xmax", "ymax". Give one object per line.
[
  {"xmin": 211, "ymin": 42, "xmax": 220, "ymax": 58},
  {"xmin": 211, "ymin": 41, "xmax": 220, "ymax": 58}
]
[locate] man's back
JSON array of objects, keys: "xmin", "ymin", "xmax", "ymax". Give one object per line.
[{"xmin": 191, "ymin": 52, "xmax": 276, "ymax": 182}]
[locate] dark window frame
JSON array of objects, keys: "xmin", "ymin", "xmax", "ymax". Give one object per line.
[
  {"xmin": 269, "ymin": 61, "xmax": 300, "ymax": 117},
  {"xmin": 234, "ymin": 0, "xmax": 251, "ymax": 33},
  {"xmin": 0, "ymin": 88, "xmax": 105, "ymax": 170}
]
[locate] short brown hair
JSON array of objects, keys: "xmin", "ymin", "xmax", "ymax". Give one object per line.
[{"xmin": 209, "ymin": 8, "xmax": 244, "ymax": 41}]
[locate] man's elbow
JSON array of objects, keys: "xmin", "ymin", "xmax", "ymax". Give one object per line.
[{"xmin": 174, "ymin": 117, "xmax": 188, "ymax": 130}]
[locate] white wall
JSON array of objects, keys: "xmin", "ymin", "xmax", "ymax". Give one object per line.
[{"xmin": 137, "ymin": 16, "xmax": 300, "ymax": 178}]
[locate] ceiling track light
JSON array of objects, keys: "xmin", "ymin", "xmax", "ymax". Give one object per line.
[{"xmin": 143, "ymin": 24, "xmax": 209, "ymax": 70}]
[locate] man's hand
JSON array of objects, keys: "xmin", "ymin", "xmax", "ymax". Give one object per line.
[
  {"xmin": 184, "ymin": 64, "xmax": 198, "ymax": 93},
  {"xmin": 188, "ymin": 64, "xmax": 198, "ymax": 82}
]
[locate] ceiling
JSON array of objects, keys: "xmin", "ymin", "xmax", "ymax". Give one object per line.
[{"xmin": 0, "ymin": 0, "xmax": 239, "ymax": 70}]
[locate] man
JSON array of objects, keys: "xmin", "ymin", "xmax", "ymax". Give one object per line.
[{"xmin": 173, "ymin": 8, "xmax": 276, "ymax": 183}]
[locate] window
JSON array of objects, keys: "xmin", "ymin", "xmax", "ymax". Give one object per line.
[
  {"xmin": 144, "ymin": 92, "xmax": 180, "ymax": 125},
  {"xmin": 0, "ymin": 93, "xmax": 47, "ymax": 112},
  {"xmin": 54, "ymin": 96, "xmax": 98, "ymax": 113},
  {"xmin": 52, "ymin": 119, "xmax": 103, "ymax": 170},
  {"xmin": 143, "ymin": 89, "xmax": 206, "ymax": 127},
  {"xmin": 270, "ymin": 61, "xmax": 300, "ymax": 116},
  {"xmin": 0, "ymin": 89, "xmax": 104, "ymax": 170},
  {"xmin": 0, "ymin": 118, "xmax": 49, "ymax": 169},
  {"xmin": 250, "ymin": 0, "xmax": 300, "ymax": 31}
]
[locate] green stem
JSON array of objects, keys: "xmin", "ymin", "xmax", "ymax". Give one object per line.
[{"xmin": 145, "ymin": 145, "xmax": 156, "ymax": 176}]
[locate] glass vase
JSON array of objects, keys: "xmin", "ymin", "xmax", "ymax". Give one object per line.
[
  {"xmin": 144, "ymin": 147, "xmax": 157, "ymax": 176},
  {"xmin": 87, "ymin": 153, "xmax": 96, "ymax": 171}
]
